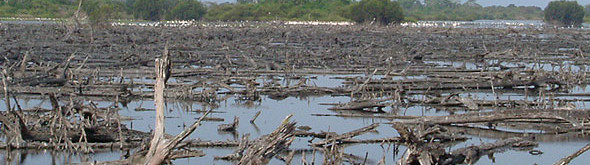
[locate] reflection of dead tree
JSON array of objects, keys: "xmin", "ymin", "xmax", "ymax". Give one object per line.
[
  {"xmin": 312, "ymin": 123, "xmax": 379, "ymax": 147},
  {"xmin": 393, "ymin": 123, "xmax": 537, "ymax": 165},
  {"xmin": 325, "ymin": 98, "xmax": 391, "ymax": 113},
  {"xmin": 218, "ymin": 116, "xmax": 239, "ymax": 132},
  {"xmin": 443, "ymin": 125, "xmax": 585, "ymax": 142},
  {"xmin": 396, "ymin": 109, "xmax": 590, "ymax": 132}
]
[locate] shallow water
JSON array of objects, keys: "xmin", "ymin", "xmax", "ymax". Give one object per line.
[
  {"xmin": 3, "ymin": 76, "xmax": 590, "ymax": 164},
  {"xmin": 2, "ymin": 19, "xmax": 590, "ymax": 164}
]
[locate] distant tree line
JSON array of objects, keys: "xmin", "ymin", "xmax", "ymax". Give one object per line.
[
  {"xmin": 203, "ymin": 0, "xmax": 403, "ymax": 24},
  {"xmin": 0, "ymin": 0, "xmax": 588, "ymax": 25},
  {"xmin": 398, "ymin": 0, "xmax": 544, "ymax": 21},
  {"xmin": 0, "ymin": 0, "xmax": 207, "ymax": 21},
  {"xmin": 204, "ymin": 0, "xmax": 353, "ymax": 22},
  {"xmin": 0, "ymin": 0, "xmax": 75, "ymax": 18}
]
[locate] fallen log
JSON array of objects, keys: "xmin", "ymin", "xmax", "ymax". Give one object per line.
[
  {"xmin": 393, "ymin": 123, "xmax": 537, "ymax": 165},
  {"xmin": 394, "ymin": 109, "xmax": 587, "ymax": 130},
  {"xmin": 553, "ymin": 143, "xmax": 590, "ymax": 165},
  {"xmin": 326, "ymin": 101, "xmax": 387, "ymax": 112},
  {"xmin": 218, "ymin": 116, "xmax": 239, "ymax": 132},
  {"xmin": 445, "ymin": 137, "xmax": 537, "ymax": 164},
  {"xmin": 312, "ymin": 123, "xmax": 379, "ymax": 146}
]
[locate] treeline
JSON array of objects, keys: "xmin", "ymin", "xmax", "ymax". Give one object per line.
[
  {"xmin": 0, "ymin": 0, "xmax": 589, "ymax": 24},
  {"xmin": 0, "ymin": 0, "xmax": 404, "ymax": 24},
  {"xmin": 204, "ymin": 0, "xmax": 351, "ymax": 21},
  {"xmin": 0, "ymin": 0, "xmax": 76, "ymax": 18},
  {"xmin": 400, "ymin": 0, "xmax": 543, "ymax": 21}
]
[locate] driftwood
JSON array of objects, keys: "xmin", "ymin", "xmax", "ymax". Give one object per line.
[
  {"xmin": 214, "ymin": 134, "xmax": 251, "ymax": 161},
  {"xmin": 553, "ymin": 143, "xmax": 590, "ymax": 165},
  {"xmin": 447, "ymin": 137, "xmax": 537, "ymax": 164},
  {"xmin": 0, "ymin": 92, "xmax": 149, "ymax": 152},
  {"xmin": 250, "ymin": 110, "xmax": 261, "ymax": 123},
  {"xmin": 395, "ymin": 109, "xmax": 590, "ymax": 132},
  {"xmin": 237, "ymin": 115, "xmax": 296, "ymax": 165},
  {"xmin": 218, "ymin": 116, "xmax": 239, "ymax": 132},
  {"xmin": 325, "ymin": 100, "xmax": 387, "ymax": 112},
  {"xmin": 216, "ymin": 115, "xmax": 297, "ymax": 164},
  {"xmin": 394, "ymin": 123, "xmax": 537, "ymax": 165},
  {"xmin": 312, "ymin": 123, "xmax": 379, "ymax": 146},
  {"xmin": 2, "ymin": 22, "xmax": 590, "ymax": 164},
  {"xmin": 394, "ymin": 123, "xmax": 449, "ymax": 165}
]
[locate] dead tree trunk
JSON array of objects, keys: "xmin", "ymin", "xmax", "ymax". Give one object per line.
[
  {"xmin": 1, "ymin": 70, "xmax": 26, "ymax": 148},
  {"xmin": 144, "ymin": 44, "xmax": 172, "ymax": 165}
]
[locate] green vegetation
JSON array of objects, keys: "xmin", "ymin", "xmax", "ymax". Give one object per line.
[
  {"xmin": 0, "ymin": 0, "xmax": 587, "ymax": 25},
  {"xmin": 204, "ymin": 0, "xmax": 351, "ymax": 21},
  {"xmin": 166, "ymin": 0, "xmax": 206, "ymax": 20},
  {"xmin": 0, "ymin": 0, "xmax": 74, "ymax": 18},
  {"xmin": 82, "ymin": 0, "xmax": 128, "ymax": 26},
  {"xmin": 545, "ymin": 1, "xmax": 585, "ymax": 27},
  {"xmin": 132, "ymin": 0, "xmax": 166, "ymax": 21},
  {"xmin": 131, "ymin": 0, "xmax": 206, "ymax": 21},
  {"xmin": 346, "ymin": 0, "xmax": 403, "ymax": 24},
  {"xmin": 399, "ymin": 0, "xmax": 543, "ymax": 21}
]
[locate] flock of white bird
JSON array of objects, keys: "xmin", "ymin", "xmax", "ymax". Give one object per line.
[
  {"xmin": 401, "ymin": 20, "xmax": 539, "ymax": 28},
  {"xmin": 0, "ymin": 17, "xmax": 59, "ymax": 21},
  {"xmin": 284, "ymin": 21, "xmax": 354, "ymax": 25},
  {"xmin": 402, "ymin": 20, "xmax": 588, "ymax": 29},
  {"xmin": 1, "ymin": 17, "xmax": 587, "ymax": 29},
  {"xmin": 110, "ymin": 20, "xmax": 355, "ymax": 27}
]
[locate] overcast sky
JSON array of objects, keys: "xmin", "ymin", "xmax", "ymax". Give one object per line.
[{"xmin": 202, "ymin": 0, "xmax": 590, "ymax": 8}]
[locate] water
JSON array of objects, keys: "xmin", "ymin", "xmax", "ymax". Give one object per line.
[
  {"xmin": 4, "ymin": 78, "xmax": 590, "ymax": 165},
  {"xmin": 450, "ymin": 135, "xmax": 590, "ymax": 165},
  {"xmin": 2, "ymin": 56, "xmax": 590, "ymax": 164},
  {"xmin": 2, "ymin": 19, "xmax": 590, "ymax": 164}
]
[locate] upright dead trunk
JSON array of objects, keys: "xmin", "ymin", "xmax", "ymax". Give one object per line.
[
  {"xmin": 1, "ymin": 70, "xmax": 25, "ymax": 148},
  {"xmin": 144, "ymin": 44, "xmax": 171, "ymax": 165}
]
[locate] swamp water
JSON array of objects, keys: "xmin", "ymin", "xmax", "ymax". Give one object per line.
[
  {"xmin": 2, "ymin": 74, "xmax": 590, "ymax": 165},
  {"xmin": 1, "ymin": 19, "xmax": 590, "ymax": 164}
]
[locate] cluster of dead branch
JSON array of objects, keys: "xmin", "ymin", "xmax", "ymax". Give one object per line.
[
  {"xmin": 0, "ymin": 22, "xmax": 589, "ymax": 164},
  {"xmin": 393, "ymin": 123, "xmax": 537, "ymax": 165},
  {"xmin": 0, "ymin": 92, "xmax": 148, "ymax": 150}
]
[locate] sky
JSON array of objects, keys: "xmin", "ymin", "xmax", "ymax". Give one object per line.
[{"xmin": 202, "ymin": 0, "xmax": 590, "ymax": 8}]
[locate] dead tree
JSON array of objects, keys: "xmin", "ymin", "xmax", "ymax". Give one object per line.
[{"xmin": 144, "ymin": 44, "xmax": 172, "ymax": 165}]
